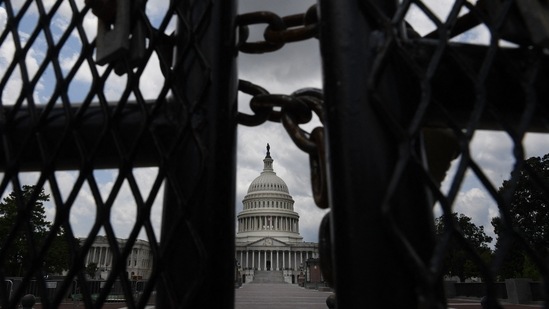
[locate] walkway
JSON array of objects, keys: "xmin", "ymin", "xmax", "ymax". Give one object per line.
[
  {"xmin": 234, "ymin": 283, "xmax": 544, "ymax": 309},
  {"xmin": 235, "ymin": 283, "xmax": 332, "ymax": 309},
  {"xmin": 26, "ymin": 286, "xmax": 545, "ymax": 308},
  {"xmin": 449, "ymin": 299, "xmax": 542, "ymax": 309}
]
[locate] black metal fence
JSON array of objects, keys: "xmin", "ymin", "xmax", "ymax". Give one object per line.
[
  {"xmin": 3, "ymin": 278, "xmax": 150, "ymax": 305},
  {"xmin": 319, "ymin": 0, "xmax": 549, "ymax": 308},
  {"xmin": 0, "ymin": 0, "xmax": 236, "ymax": 307},
  {"xmin": 0, "ymin": 0, "xmax": 548, "ymax": 308}
]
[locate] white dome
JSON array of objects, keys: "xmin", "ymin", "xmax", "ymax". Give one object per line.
[
  {"xmin": 247, "ymin": 145, "xmax": 290, "ymax": 194},
  {"xmin": 247, "ymin": 171, "xmax": 289, "ymax": 194}
]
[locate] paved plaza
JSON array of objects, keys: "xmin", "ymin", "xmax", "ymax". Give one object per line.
[
  {"xmin": 25, "ymin": 283, "xmax": 545, "ymax": 308},
  {"xmin": 234, "ymin": 283, "xmax": 544, "ymax": 309},
  {"xmin": 448, "ymin": 299, "xmax": 542, "ymax": 309},
  {"xmin": 235, "ymin": 283, "xmax": 333, "ymax": 309}
]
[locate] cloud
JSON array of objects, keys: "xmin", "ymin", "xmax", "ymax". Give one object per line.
[
  {"xmin": 80, "ymin": 12, "xmax": 98, "ymax": 41},
  {"xmin": 469, "ymin": 131, "xmax": 516, "ymax": 188},
  {"xmin": 0, "ymin": 6, "xmax": 6, "ymax": 28},
  {"xmin": 48, "ymin": 168, "xmax": 163, "ymax": 241},
  {"xmin": 405, "ymin": 1, "xmax": 493, "ymax": 45},
  {"xmin": 238, "ymin": 40, "xmax": 322, "ymax": 94},
  {"xmin": 451, "ymin": 24, "xmax": 491, "ymax": 45},
  {"xmin": 453, "ymin": 188, "xmax": 499, "ymax": 240},
  {"xmin": 60, "ymin": 51, "xmax": 92, "ymax": 83},
  {"xmin": 405, "ymin": 0, "xmax": 456, "ymax": 35},
  {"xmin": 438, "ymin": 129, "xmax": 549, "ymax": 247},
  {"xmin": 0, "ymin": 167, "xmax": 163, "ymax": 242},
  {"xmin": 0, "ymin": 8, "xmax": 21, "ymax": 104},
  {"xmin": 0, "ymin": 7, "xmax": 50, "ymax": 105},
  {"xmin": 524, "ymin": 133, "xmax": 549, "ymax": 158}
]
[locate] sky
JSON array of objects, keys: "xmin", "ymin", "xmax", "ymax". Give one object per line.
[{"xmin": 0, "ymin": 0, "xmax": 547, "ymax": 247}]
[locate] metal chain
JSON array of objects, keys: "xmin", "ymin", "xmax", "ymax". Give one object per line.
[
  {"xmin": 237, "ymin": 5, "xmax": 319, "ymax": 54},
  {"xmin": 236, "ymin": 4, "xmax": 327, "ymax": 209},
  {"xmin": 237, "ymin": 80, "xmax": 328, "ymax": 209}
]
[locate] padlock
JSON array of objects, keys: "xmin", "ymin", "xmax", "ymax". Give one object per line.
[
  {"xmin": 95, "ymin": 0, "xmax": 130, "ymax": 65},
  {"xmin": 94, "ymin": 0, "xmax": 146, "ymax": 75}
]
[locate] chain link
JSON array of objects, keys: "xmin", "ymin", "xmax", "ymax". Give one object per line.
[
  {"xmin": 237, "ymin": 80, "xmax": 328, "ymax": 209},
  {"xmin": 237, "ymin": 5, "xmax": 318, "ymax": 54}
]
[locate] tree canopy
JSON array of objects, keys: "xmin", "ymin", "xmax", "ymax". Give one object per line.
[
  {"xmin": 0, "ymin": 185, "xmax": 71, "ymax": 276},
  {"xmin": 85, "ymin": 262, "xmax": 99, "ymax": 279},
  {"xmin": 435, "ymin": 212, "xmax": 493, "ymax": 282},
  {"xmin": 492, "ymin": 154, "xmax": 549, "ymax": 280}
]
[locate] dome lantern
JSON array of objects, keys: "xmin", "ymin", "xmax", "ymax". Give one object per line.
[
  {"xmin": 263, "ymin": 143, "xmax": 274, "ymax": 172},
  {"xmin": 246, "ymin": 144, "xmax": 289, "ymax": 194}
]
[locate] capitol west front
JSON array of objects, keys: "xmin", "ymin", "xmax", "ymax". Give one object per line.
[
  {"xmin": 235, "ymin": 145, "xmax": 319, "ymax": 283},
  {"xmin": 82, "ymin": 145, "xmax": 319, "ymax": 284}
]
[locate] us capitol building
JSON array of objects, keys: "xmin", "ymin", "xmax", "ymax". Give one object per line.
[
  {"xmin": 235, "ymin": 144, "xmax": 319, "ymax": 284},
  {"xmin": 81, "ymin": 145, "xmax": 319, "ymax": 284}
]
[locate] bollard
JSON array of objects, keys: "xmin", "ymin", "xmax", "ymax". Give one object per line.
[
  {"xmin": 480, "ymin": 296, "xmax": 488, "ymax": 308},
  {"xmin": 326, "ymin": 294, "xmax": 336, "ymax": 308},
  {"xmin": 21, "ymin": 294, "xmax": 36, "ymax": 309}
]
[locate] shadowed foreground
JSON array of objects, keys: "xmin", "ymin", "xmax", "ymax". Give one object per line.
[
  {"xmin": 26, "ymin": 286, "xmax": 543, "ymax": 308},
  {"xmin": 234, "ymin": 283, "xmax": 543, "ymax": 309}
]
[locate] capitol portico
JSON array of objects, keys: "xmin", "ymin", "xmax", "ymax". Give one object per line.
[
  {"xmin": 79, "ymin": 236, "xmax": 152, "ymax": 280},
  {"xmin": 235, "ymin": 145, "xmax": 318, "ymax": 284}
]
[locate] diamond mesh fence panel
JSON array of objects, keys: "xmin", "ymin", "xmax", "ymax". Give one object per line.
[
  {"xmin": 319, "ymin": 0, "xmax": 549, "ymax": 308},
  {"xmin": 0, "ymin": 0, "xmax": 236, "ymax": 308}
]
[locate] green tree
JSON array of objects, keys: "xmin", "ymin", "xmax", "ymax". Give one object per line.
[
  {"xmin": 435, "ymin": 213, "xmax": 493, "ymax": 282},
  {"xmin": 492, "ymin": 154, "xmax": 549, "ymax": 279},
  {"xmin": 85, "ymin": 262, "xmax": 99, "ymax": 279},
  {"xmin": 0, "ymin": 185, "xmax": 71, "ymax": 276}
]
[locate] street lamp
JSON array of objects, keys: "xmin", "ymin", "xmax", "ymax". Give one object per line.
[
  {"xmin": 234, "ymin": 259, "xmax": 242, "ymax": 287},
  {"xmin": 305, "ymin": 260, "xmax": 309, "ymax": 283},
  {"xmin": 299, "ymin": 263, "xmax": 304, "ymax": 287}
]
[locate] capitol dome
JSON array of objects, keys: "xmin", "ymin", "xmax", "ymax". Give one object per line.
[
  {"xmin": 246, "ymin": 148, "xmax": 290, "ymax": 194},
  {"xmin": 236, "ymin": 144, "xmax": 302, "ymax": 244},
  {"xmin": 235, "ymin": 144, "xmax": 318, "ymax": 281}
]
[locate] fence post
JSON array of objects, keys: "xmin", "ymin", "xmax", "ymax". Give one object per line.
[
  {"xmin": 318, "ymin": 0, "xmax": 442, "ymax": 307},
  {"xmin": 505, "ymin": 279, "xmax": 533, "ymax": 304},
  {"xmin": 155, "ymin": 0, "xmax": 237, "ymax": 307}
]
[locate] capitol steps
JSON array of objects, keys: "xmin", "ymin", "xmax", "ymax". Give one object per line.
[{"xmin": 252, "ymin": 271, "xmax": 286, "ymax": 283}]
